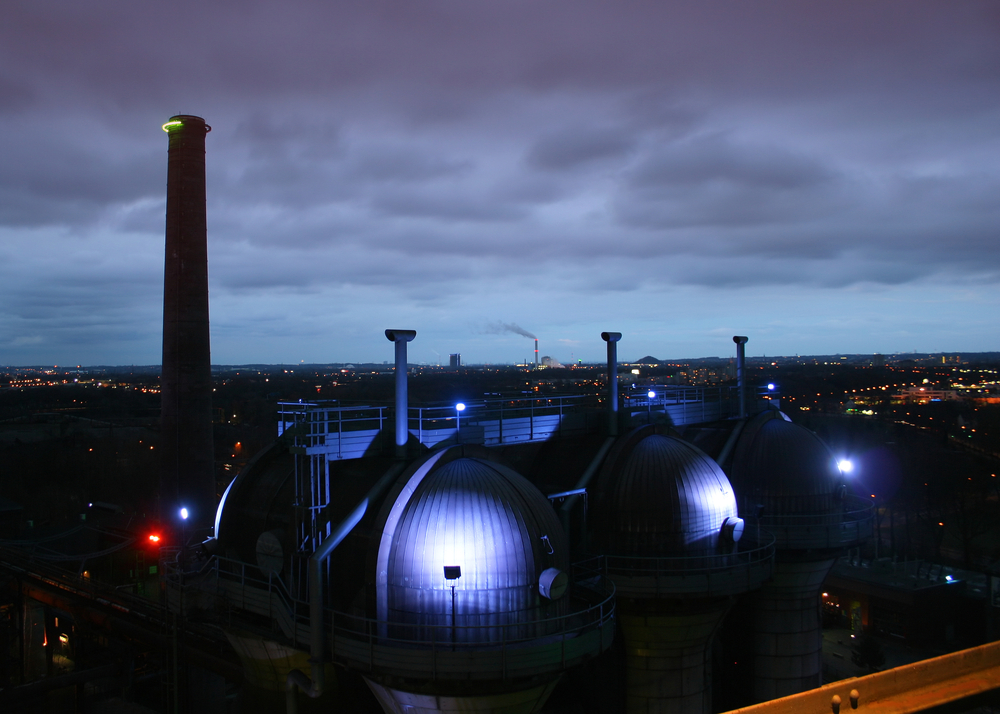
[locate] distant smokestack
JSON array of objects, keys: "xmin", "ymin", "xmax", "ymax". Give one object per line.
[
  {"xmin": 161, "ymin": 115, "xmax": 214, "ymax": 530},
  {"xmin": 534, "ymin": 339, "xmax": 539, "ymax": 367}
]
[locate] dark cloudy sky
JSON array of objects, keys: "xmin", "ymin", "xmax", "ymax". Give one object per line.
[{"xmin": 2, "ymin": 2, "xmax": 998, "ymax": 366}]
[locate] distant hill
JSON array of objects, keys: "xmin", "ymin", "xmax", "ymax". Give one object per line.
[{"xmin": 633, "ymin": 356, "xmax": 661, "ymax": 364}]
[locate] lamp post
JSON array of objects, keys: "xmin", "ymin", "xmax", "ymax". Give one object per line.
[
  {"xmin": 647, "ymin": 390, "xmax": 656, "ymax": 424},
  {"xmin": 444, "ymin": 566, "xmax": 462, "ymax": 648},
  {"xmin": 455, "ymin": 403, "xmax": 466, "ymax": 443}
]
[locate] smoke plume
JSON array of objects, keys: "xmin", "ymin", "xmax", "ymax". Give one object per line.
[{"xmin": 484, "ymin": 321, "xmax": 536, "ymax": 339}]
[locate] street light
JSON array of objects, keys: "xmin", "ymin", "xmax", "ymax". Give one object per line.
[
  {"xmin": 444, "ymin": 566, "xmax": 462, "ymax": 647},
  {"xmin": 455, "ymin": 403, "xmax": 466, "ymax": 442},
  {"xmin": 647, "ymin": 390, "xmax": 656, "ymax": 424}
]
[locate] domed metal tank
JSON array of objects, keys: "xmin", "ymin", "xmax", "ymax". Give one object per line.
[
  {"xmin": 592, "ymin": 426, "xmax": 773, "ymax": 714},
  {"xmin": 725, "ymin": 409, "xmax": 872, "ymax": 704},
  {"xmin": 356, "ymin": 445, "xmax": 614, "ymax": 714}
]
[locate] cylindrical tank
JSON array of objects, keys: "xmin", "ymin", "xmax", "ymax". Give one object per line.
[
  {"xmin": 593, "ymin": 426, "xmax": 772, "ymax": 714},
  {"xmin": 161, "ymin": 114, "xmax": 215, "ymax": 528},
  {"xmin": 727, "ymin": 410, "xmax": 868, "ymax": 703},
  {"xmin": 365, "ymin": 445, "xmax": 589, "ymax": 714}
]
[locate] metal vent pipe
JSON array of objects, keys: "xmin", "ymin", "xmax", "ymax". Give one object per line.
[
  {"xmin": 734, "ymin": 336, "xmax": 748, "ymax": 418},
  {"xmin": 601, "ymin": 332, "xmax": 622, "ymax": 436},
  {"xmin": 385, "ymin": 330, "xmax": 416, "ymax": 459},
  {"xmin": 535, "ymin": 338, "xmax": 539, "ymax": 367},
  {"xmin": 161, "ymin": 115, "xmax": 214, "ymax": 529}
]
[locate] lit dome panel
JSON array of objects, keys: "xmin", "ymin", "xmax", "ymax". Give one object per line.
[
  {"xmin": 730, "ymin": 412, "xmax": 842, "ymax": 516},
  {"xmin": 376, "ymin": 453, "xmax": 568, "ymax": 645},
  {"xmin": 598, "ymin": 431, "xmax": 738, "ymax": 556}
]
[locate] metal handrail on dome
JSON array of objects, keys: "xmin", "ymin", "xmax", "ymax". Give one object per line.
[
  {"xmin": 328, "ymin": 564, "xmax": 616, "ymax": 681},
  {"xmin": 599, "ymin": 533, "xmax": 776, "ymax": 598},
  {"xmin": 162, "ymin": 552, "xmax": 616, "ymax": 681},
  {"xmin": 750, "ymin": 494, "xmax": 874, "ymax": 550}
]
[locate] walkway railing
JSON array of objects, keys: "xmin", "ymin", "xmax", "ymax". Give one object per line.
[
  {"xmin": 600, "ymin": 533, "xmax": 776, "ymax": 597},
  {"xmin": 277, "ymin": 386, "xmax": 748, "ymax": 462},
  {"xmin": 161, "ymin": 552, "xmax": 616, "ymax": 680},
  {"xmin": 277, "ymin": 395, "xmax": 602, "ymax": 459},
  {"xmin": 752, "ymin": 495, "xmax": 874, "ymax": 550}
]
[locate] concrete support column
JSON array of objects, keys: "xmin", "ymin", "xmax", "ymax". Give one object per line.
[
  {"xmin": 748, "ymin": 557, "xmax": 837, "ymax": 702},
  {"xmin": 619, "ymin": 598, "xmax": 733, "ymax": 714},
  {"xmin": 365, "ymin": 679, "xmax": 560, "ymax": 714}
]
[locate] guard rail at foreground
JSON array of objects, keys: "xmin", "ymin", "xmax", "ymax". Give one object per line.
[
  {"xmin": 162, "ymin": 552, "xmax": 616, "ymax": 681},
  {"xmin": 754, "ymin": 495, "xmax": 874, "ymax": 550},
  {"xmin": 600, "ymin": 533, "xmax": 776, "ymax": 598},
  {"xmin": 723, "ymin": 638, "xmax": 1000, "ymax": 714}
]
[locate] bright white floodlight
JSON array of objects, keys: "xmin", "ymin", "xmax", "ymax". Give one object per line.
[
  {"xmin": 837, "ymin": 459, "xmax": 854, "ymax": 474},
  {"xmin": 179, "ymin": 507, "xmax": 190, "ymax": 520}
]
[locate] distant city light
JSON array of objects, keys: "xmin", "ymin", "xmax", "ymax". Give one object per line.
[
  {"xmin": 767, "ymin": 383, "xmax": 776, "ymax": 391},
  {"xmin": 837, "ymin": 459, "xmax": 854, "ymax": 474}
]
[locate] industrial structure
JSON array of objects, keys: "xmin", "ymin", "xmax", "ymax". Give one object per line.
[
  {"xmin": 160, "ymin": 114, "xmax": 216, "ymax": 529},
  {"xmin": 15, "ymin": 114, "xmax": 1000, "ymax": 714}
]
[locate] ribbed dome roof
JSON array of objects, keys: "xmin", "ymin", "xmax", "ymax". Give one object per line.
[
  {"xmin": 729, "ymin": 413, "xmax": 841, "ymax": 516},
  {"xmin": 378, "ymin": 455, "xmax": 568, "ymax": 643},
  {"xmin": 599, "ymin": 433, "xmax": 737, "ymax": 556}
]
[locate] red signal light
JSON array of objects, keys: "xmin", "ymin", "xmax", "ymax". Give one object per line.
[{"xmin": 148, "ymin": 534, "xmax": 161, "ymax": 544}]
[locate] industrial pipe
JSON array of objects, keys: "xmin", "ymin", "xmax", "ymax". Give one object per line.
[
  {"xmin": 286, "ymin": 461, "xmax": 404, "ymax": 714},
  {"xmin": 734, "ymin": 336, "xmax": 748, "ymax": 418},
  {"xmin": 601, "ymin": 332, "xmax": 622, "ymax": 437},
  {"xmin": 385, "ymin": 330, "xmax": 416, "ymax": 459}
]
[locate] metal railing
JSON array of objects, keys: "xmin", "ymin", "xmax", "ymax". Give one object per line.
[
  {"xmin": 161, "ymin": 552, "xmax": 615, "ymax": 680},
  {"xmin": 277, "ymin": 395, "xmax": 602, "ymax": 458},
  {"xmin": 623, "ymin": 385, "xmax": 742, "ymax": 425},
  {"xmin": 329, "ymin": 564, "xmax": 614, "ymax": 680},
  {"xmin": 600, "ymin": 533, "xmax": 776, "ymax": 597},
  {"xmin": 752, "ymin": 495, "xmax": 875, "ymax": 550},
  {"xmin": 277, "ymin": 386, "xmax": 753, "ymax": 461}
]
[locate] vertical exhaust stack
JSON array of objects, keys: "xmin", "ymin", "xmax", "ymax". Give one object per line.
[
  {"xmin": 534, "ymin": 338, "xmax": 539, "ymax": 368},
  {"xmin": 161, "ymin": 115, "xmax": 215, "ymax": 530},
  {"xmin": 601, "ymin": 332, "xmax": 621, "ymax": 437},
  {"xmin": 734, "ymin": 335, "xmax": 748, "ymax": 418},
  {"xmin": 385, "ymin": 330, "xmax": 416, "ymax": 459}
]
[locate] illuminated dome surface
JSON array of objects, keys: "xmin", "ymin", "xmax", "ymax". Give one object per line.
[
  {"xmin": 599, "ymin": 433, "xmax": 737, "ymax": 555},
  {"xmin": 377, "ymin": 455, "xmax": 568, "ymax": 644},
  {"xmin": 730, "ymin": 412, "xmax": 841, "ymax": 516}
]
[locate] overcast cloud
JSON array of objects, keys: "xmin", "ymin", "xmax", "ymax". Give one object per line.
[{"xmin": 2, "ymin": 1, "xmax": 999, "ymax": 365}]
